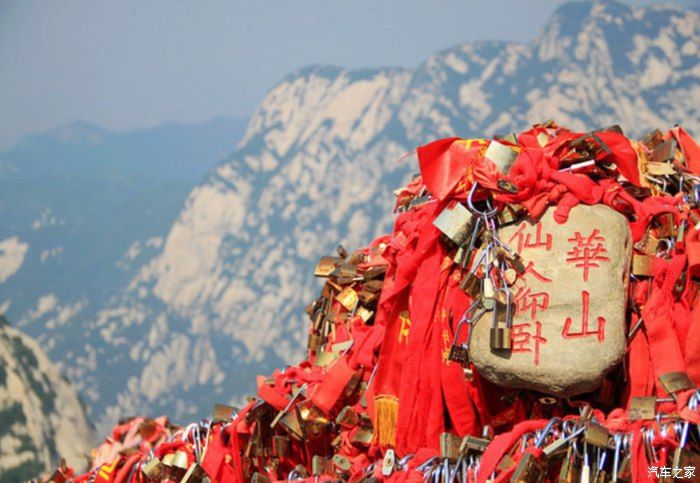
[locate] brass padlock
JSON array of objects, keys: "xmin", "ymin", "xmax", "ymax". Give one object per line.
[
  {"xmin": 336, "ymin": 287, "xmax": 358, "ymax": 311},
  {"xmin": 352, "ymin": 427, "xmax": 374, "ymax": 445},
  {"xmin": 490, "ymin": 288, "xmax": 513, "ymax": 350},
  {"xmin": 362, "ymin": 265, "xmax": 387, "ymax": 280},
  {"xmin": 312, "ymin": 456, "xmax": 332, "ymax": 476},
  {"xmin": 497, "ymin": 179, "xmax": 519, "ymax": 194},
  {"xmin": 314, "ymin": 349, "xmax": 337, "ymax": 367},
  {"xmin": 181, "ymin": 463, "xmax": 206, "ymax": 483},
  {"xmin": 557, "ymin": 446, "xmax": 579, "ymax": 483},
  {"xmin": 212, "ymin": 403, "xmax": 236, "ymax": 422},
  {"xmin": 356, "ymin": 306, "xmax": 374, "ymax": 323},
  {"xmin": 489, "ymin": 323, "xmax": 511, "ymax": 351},
  {"xmin": 583, "ymin": 423, "xmax": 610, "ymax": 448},
  {"xmin": 510, "ymin": 451, "xmax": 546, "ymax": 483},
  {"xmin": 498, "ymin": 204, "xmax": 524, "ymax": 226},
  {"xmin": 617, "ymin": 453, "xmax": 632, "ymax": 482},
  {"xmin": 659, "ymin": 371, "xmax": 695, "ymax": 395},
  {"xmin": 278, "ymin": 411, "xmax": 304, "ymax": 440},
  {"xmin": 649, "ymin": 139, "xmax": 676, "ymax": 164},
  {"xmin": 358, "ymin": 290, "xmax": 379, "ymax": 305},
  {"xmin": 271, "ymin": 435, "xmax": 289, "ymax": 457},
  {"xmin": 332, "ymin": 454, "xmax": 352, "ymax": 473},
  {"xmin": 307, "ymin": 333, "xmax": 321, "ymax": 352},
  {"xmin": 653, "ymin": 213, "xmax": 677, "ymax": 238},
  {"xmin": 344, "ymin": 371, "xmax": 362, "ymax": 397},
  {"xmin": 634, "ymin": 231, "xmax": 660, "ymax": 255},
  {"xmin": 315, "ymin": 256, "xmax": 342, "ymax": 277},
  {"xmin": 440, "ymin": 432, "xmax": 462, "ymax": 461},
  {"xmin": 542, "ymin": 436, "xmax": 569, "ymax": 460},
  {"xmin": 362, "ymin": 279, "xmax": 384, "ymax": 293},
  {"xmin": 459, "ymin": 435, "xmax": 490, "ymax": 455},
  {"xmin": 336, "ymin": 406, "xmax": 359, "ymax": 427},
  {"xmin": 509, "ymin": 253, "xmax": 526, "ymax": 274},
  {"xmin": 631, "ymin": 253, "xmax": 654, "ymax": 277},
  {"xmin": 142, "ymin": 457, "xmax": 166, "ymax": 480},
  {"xmin": 485, "ymin": 140, "xmax": 518, "ymax": 174},
  {"xmin": 628, "ymin": 396, "xmax": 656, "ymax": 420},
  {"xmin": 296, "ymin": 401, "xmax": 330, "ymax": 440},
  {"xmin": 460, "ymin": 271, "xmax": 482, "ymax": 298},
  {"xmin": 170, "ymin": 450, "xmax": 189, "ymax": 479},
  {"xmin": 329, "ymin": 262, "xmax": 358, "ymax": 279},
  {"xmin": 433, "ymin": 202, "xmax": 475, "ymax": 246},
  {"xmin": 492, "ymin": 455, "xmax": 513, "ymax": 474}
]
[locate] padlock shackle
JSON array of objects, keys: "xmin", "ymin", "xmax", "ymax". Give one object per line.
[{"xmin": 467, "ymin": 183, "xmax": 498, "ymax": 218}]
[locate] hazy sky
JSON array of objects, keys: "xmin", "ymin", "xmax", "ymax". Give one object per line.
[{"xmin": 0, "ymin": 0, "xmax": 696, "ymax": 149}]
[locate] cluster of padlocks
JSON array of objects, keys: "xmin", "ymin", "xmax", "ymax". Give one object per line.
[{"xmin": 49, "ymin": 121, "xmax": 700, "ymax": 482}]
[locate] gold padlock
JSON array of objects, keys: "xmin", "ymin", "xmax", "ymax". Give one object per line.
[
  {"xmin": 356, "ymin": 306, "xmax": 374, "ymax": 323},
  {"xmin": 352, "ymin": 427, "xmax": 374, "ymax": 445},
  {"xmin": 278, "ymin": 411, "xmax": 304, "ymax": 440},
  {"xmin": 659, "ymin": 371, "xmax": 695, "ymax": 395},
  {"xmin": 631, "ymin": 253, "xmax": 654, "ymax": 277},
  {"xmin": 498, "ymin": 203, "xmax": 524, "ymax": 226},
  {"xmin": 362, "ymin": 265, "xmax": 387, "ymax": 280},
  {"xmin": 584, "ymin": 423, "xmax": 610, "ymax": 448},
  {"xmin": 181, "ymin": 463, "xmax": 206, "ymax": 483},
  {"xmin": 649, "ymin": 139, "xmax": 676, "ymax": 164},
  {"xmin": 307, "ymin": 333, "xmax": 321, "ymax": 352},
  {"xmin": 511, "ymin": 451, "xmax": 546, "ymax": 483},
  {"xmin": 634, "ymin": 231, "xmax": 660, "ymax": 255},
  {"xmin": 312, "ymin": 456, "xmax": 332, "ymax": 476},
  {"xmin": 271, "ymin": 435, "xmax": 290, "ymax": 457},
  {"xmin": 460, "ymin": 435, "xmax": 490, "ymax": 455},
  {"xmin": 170, "ymin": 451, "xmax": 189, "ymax": 478},
  {"xmin": 315, "ymin": 256, "xmax": 342, "ymax": 277},
  {"xmin": 142, "ymin": 458, "xmax": 166, "ymax": 480},
  {"xmin": 161, "ymin": 453, "xmax": 175, "ymax": 467},
  {"xmin": 510, "ymin": 253, "xmax": 526, "ymax": 274},
  {"xmin": 628, "ymin": 396, "xmax": 656, "ymax": 420},
  {"xmin": 440, "ymin": 432, "xmax": 462, "ymax": 460},
  {"xmin": 332, "ymin": 454, "xmax": 352, "ymax": 473},
  {"xmin": 433, "ymin": 202, "xmax": 475, "ymax": 246},
  {"xmin": 336, "ymin": 286, "xmax": 359, "ymax": 311},
  {"xmin": 212, "ymin": 403, "xmax": 236, "ymax": 422},
  {"xmin": 460, "ymin": 271, "xmax": 482, "ymax": 297},
  {"xmin": 485, "ymin": 140, "xmax": 518, "ymax": 174},
  {"xmin": 490, "ymin": 325, "xmax": 512, "ymax": 350},
  {"xmin": 336, "ymin": 406, "xmax": 359, "ymax": 427}
]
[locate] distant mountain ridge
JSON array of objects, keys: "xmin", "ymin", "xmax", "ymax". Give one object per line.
[
  {"xmin": 0, "ymin": 117, "xmax": 247, "ymax": 421},
  {"xmin": 5, "ymin": 0, "xmax": 699, "ymax": 432},
  {"xmin": 0, "ymin": 316, "xmax": 93, "ymax": 481}
]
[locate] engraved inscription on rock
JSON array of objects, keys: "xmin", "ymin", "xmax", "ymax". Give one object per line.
[{"xmin": 470, "ymin": 204, "xmax": 632, "ymax": 397}]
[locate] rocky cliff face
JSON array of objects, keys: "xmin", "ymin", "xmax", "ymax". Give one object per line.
[
  {"xmin": 0, "ymin": 317, "xmax": 93, "ymax": 481},
  {"xmin": 9, "ymin": 0, "xmax": 697, "ymax": 430}
]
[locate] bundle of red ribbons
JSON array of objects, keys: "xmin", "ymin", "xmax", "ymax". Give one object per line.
[{"xmin": 50, "ymin": 121, "xmax": 700, "ymax": 483}]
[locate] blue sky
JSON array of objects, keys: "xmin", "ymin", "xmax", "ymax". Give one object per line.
[{"xmin": 0, "ymin": 0, "xmax": 696, "ymax": 149}]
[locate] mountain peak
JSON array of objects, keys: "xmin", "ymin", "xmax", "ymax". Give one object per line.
[{"xmin": 46, "ymin": 120, "xmax": 107, "ymax": 144}]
